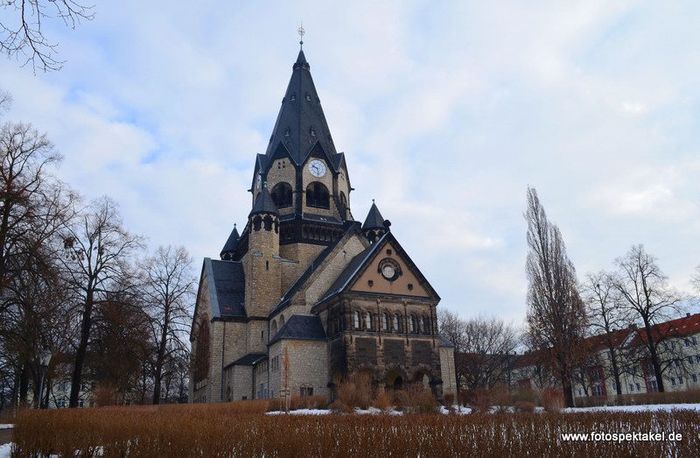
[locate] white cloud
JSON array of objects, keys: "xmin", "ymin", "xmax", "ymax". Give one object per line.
[{"xmin": 1, "ymin": 0, "xmax": 700, "ymax": 325}]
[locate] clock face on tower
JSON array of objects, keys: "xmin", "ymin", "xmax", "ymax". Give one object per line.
[{"xmin": 308, "ymin": 159, "xmax": 327, "ymax": 178}]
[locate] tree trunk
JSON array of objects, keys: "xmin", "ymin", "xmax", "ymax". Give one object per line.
[
  {"xmin": 642, "ymin": 320, "xmax": 665, "ymax": 393},
  {"xmin": 70, "ymin": 293, "xmax": 93, "ymax": 407},
  {"xmin": 18, "ymin": 364, "xmax": 29, "ymax": 406},
  {"xmin": 609, "ymin": 348, "xmax": 623, "ymax": 396},
  {"xmin": 560, "ymin": 371, "xmax": 574, "ymax": 408}
]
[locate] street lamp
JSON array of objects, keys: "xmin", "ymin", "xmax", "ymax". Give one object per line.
[{"xmin": 38, "ymin": 349, "xmax": 52, "ymax": 409}]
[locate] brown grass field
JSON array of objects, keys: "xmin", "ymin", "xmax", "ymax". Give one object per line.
[{"xmin": 6, "ymin": 402, "xmax": 700, "ymax": 457}]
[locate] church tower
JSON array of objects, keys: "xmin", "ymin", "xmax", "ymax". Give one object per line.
[
  {"xmin": 243, "ymin": 185, "xmax": 281, "ymax": 319},
  {"xmin": 229, "ymin": 48, "xmax": 354, "ymax": 272}
]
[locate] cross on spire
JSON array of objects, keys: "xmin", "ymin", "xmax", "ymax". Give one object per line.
[{"xmin": 298, "ymin": 23, "xmax": 305, "ymax": 50}]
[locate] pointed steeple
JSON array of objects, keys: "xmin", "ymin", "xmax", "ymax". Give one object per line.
[
  {"xmin": 362, "ymin": 200, "xmax": 390, "ymax": 243},
  {"xmin": 220, "ymin": 224, "xmax": 240, "ymax": 260},
  {"xmin": 362, "ymin": 201, "xmax": 386, "ymax": 231},
  {"xmin": 264, "ymin": 48, "xmax": 338, "ymax": 167},
  {"xmin": 250, "ymin": 185, "xmax": 278, "ymax": 216}
]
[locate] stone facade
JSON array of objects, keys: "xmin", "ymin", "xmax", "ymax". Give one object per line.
[{"xmin": 189, "ymin": 48, "xmax": 457, "ymax": 405}]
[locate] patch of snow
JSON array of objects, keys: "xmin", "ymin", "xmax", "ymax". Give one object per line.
[
  {"xmin": 266, "ymin": 409, "xmax": 331, "ymax": 415},
  {"xmin": 0, "ymin": 443, "xmax": 12, "ymax": 458},
  {"xmin": 564, "ymin": 403, "xmax": 700, "ymax": 413},
  {"xmin": 0, "ymin": 425, "xmax": 12, "ymax": 430}
]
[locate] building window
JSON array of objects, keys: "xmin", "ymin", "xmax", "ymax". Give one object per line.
[
  {"xmin": 689, "ymin": 356, "xmax": 695, "ymax": 365},
  {"xmin": 300, "ymin": 386, "xmax": 313, "ymax": 397},
  {"xmin": 382, "ymin": 313, "xmax": 389, "ymax": 331},
  {"xmin": 306, "ymin": 182, "xmax": 330, "ymax": 208},
  {"xmin": 692, "ymin": 374, "xmax": 698, "ymax": 383},
  {"xmin": 271, "ymin": 182, "xmax": 293, "ymax": 208},
  {"xmin": 409, "ymin": 315, "xmax": 416, "ymax": 333},
  {"xmin": 423, "ymin": 316, "xmax": 431, "ymax": 334},
  {"xmin": 635, "ymin": 383, "xmax": 640, "ymax": 391},
  {"xmin": 353, "ymin": 311, "xmax": 361, "ymax": 330},
  {"xmin": 670, "ymin": 377, "xmax": 676, "ymax": 386},
  {"xmin": 365, "ymin": 312, "xmax": 372, "ymax": 331},
  {"xmin": 628, "ymin": 383, "xmax": 634, "ymax": 392}
]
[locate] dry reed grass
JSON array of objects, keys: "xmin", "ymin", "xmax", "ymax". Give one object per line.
[{"xmin": 9, "ymin": 403, "xmax": 699, "ymax": 457}]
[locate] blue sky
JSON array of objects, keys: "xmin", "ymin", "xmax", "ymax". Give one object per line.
[{"xmin": 1, "ymin": 1, "xmax": 699, "ymax": 325}]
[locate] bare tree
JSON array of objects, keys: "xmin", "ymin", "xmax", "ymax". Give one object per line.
[
  {"xmin": 581, "ymin": 272, "xmax": 631, "ymax": 396},
  {"xmin": 524, "ymin": 187, "xmax": 586, "ymax": 407},
  {"xmin": 61, "ymin": 197, "xmax": 143, "ymax": 407},
  {"xmin": 611, "ymin": 245, "xmax": 684, "ymax": 393},
  {"xmin": 0, "ymin": 0, "xmax": 94, "ymax": 72},
  {"xmin": 437, "ymin": 309, "xmax": 468, "ymax": 352},
  {"xmin": 0, "ymin": 119, "xmax": 77, "ymax": 408},
  {"xmin": 141, "ymin": 245, "xmax": 195, "ymax": 405},
  {"xmin": 455, "ymin": 317, "xmax": 519, "ymax": 391}
]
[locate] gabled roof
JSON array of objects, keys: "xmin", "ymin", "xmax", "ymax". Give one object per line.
[
  {"xmin": 263, "ymin": 49, "xmax": 342, "ymax": 169},
  {"xmin": 629, "ymin": 313, "xmax": 700, "ymax": 347},
  {"xmin": 270, "ymin": 223, "xmax": 362, "ymax": 317},
  {"xmin": 250, "ymin": 186, "xmax": 278, "ymax": 216},
  {"xmin": 269, "ymin": 315, "xmax": 326, "ymax": 346},
  {"xmin": 225, "ymin": 353, "xmax": 268, "ymax": 369},
  {"xmin": 362, "ymin": 202, "xmax": 386, "ymax": 230},
  {"xmin": 207, "ymin": 258, "xmax": 246, "ymax": 318},
  {"xmin": 316, "ymin": 231, "xmax": 441, "ymax": 305},
  {"xmin": 220, "ymin": 225, "xmax": 240, "ymax": 258}
]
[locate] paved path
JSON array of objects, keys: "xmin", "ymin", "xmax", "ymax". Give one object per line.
[{"xmin": 0, "ymin": 429, "xmax": 11, "ymax": 445}]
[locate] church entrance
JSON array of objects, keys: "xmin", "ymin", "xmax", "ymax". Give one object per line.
[{"xmin": 385, "ymin": 370, "xmax": 404, "ymax": 390}]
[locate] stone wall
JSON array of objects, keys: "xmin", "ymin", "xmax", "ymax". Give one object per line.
[
  {"xmin": 268, "ymin": 339, "xmax": 329, "ymax": 400},
  {"xmin": 439, "ymin": 346, "xmax": 457, "ymax": 397}
]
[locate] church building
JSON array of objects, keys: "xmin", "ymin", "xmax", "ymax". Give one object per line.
[{"xmin": 189, "ymin": 47, "xmax": 457, "ymax": 403}]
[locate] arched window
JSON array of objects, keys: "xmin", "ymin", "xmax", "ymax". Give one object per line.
[
  {"xmin": 410, "ymin": 315, "xmax": 416, "ymax": 333},
  {"xmin": 252, "ymin": 215, "xmax": 262, "ymax": 231},
  {"xmin": 306, "ymin": 182, "xmax": 330, "ymax": 209},
  {"xmin": 393, "ymin": 314, "xmax": 400, "ymax": 333},
  {"xmin": 353, "ymin": 311, "xmax": 361, "ymax": 330},
  {"xmin": 365, "ymin": 312, "xmax": 372, "ymax": 331},
  {"xmin": 263, "ymin": 215, "xmax": 273, "ymax": 231},
  {"xmin": 423, "ymin": 316, "xmax": 431, "ymax": 334},
  {"xmin": 280, "ymin": 315, "xmax": 285, "ymax": 326},
  {"xmin": 339, "ymin": 192, "xmax": 348, "ymax": 217},
  {"xmin": 271, "ymin": 320, "xmax": 278, "ymax": 335},
  {"xmin": 382, "ymin": 313, "xmax": 389, "ymax": 331},
  {"xmin": 271, "ymin": 182, "xmax": 293, "ymax": 208}
]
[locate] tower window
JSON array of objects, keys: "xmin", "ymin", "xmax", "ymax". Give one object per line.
[
  {"xmin": 365, "ymin": 313, "xmax": 372, "ymax": 331},
  {"xmin": 353, "ymin": 311, "xmax": 361, "ymax": 330},
  {"xmin": 271, "ymin": 182, "xmax": 293, "ymax": 208},
  {"xmin": 306, "ymin": 182, "xmax": 330, "ymax": 209}
]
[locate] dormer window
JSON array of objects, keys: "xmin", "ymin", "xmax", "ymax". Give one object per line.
[
  {"xmin": 290, "ymin": 94, "xmax": 296, "ymax": 101},
  {"xmin": 310, "ymin": 127, "xmax": 316, "ymax": 137},
  {"xmin": 305, "ymin": 93, "xmax": 312, "ymax": 101}
]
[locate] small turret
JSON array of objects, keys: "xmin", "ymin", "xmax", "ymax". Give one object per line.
[
  {"xmin": 362, "ymin": 200, "xmax": 390, "ymax": 243},
  {"xmin": 220, "ymin": 224, "xmax": 240, "ymax": 260}
]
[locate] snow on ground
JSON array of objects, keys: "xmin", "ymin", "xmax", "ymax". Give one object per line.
[
  {"xmin": 0, "ymin": 425, "xmax": 12, "ymax": 430},
  {"xmin": 564, "ymin": 403, "xmax": 700, "ymax": 413},
  {"xmin": 266, "ymin": 409, "xmax": 331, "ymax": 415},
  {"xmin": 0, "ymin": 443, "xmax": 12, "ymax": 458}
]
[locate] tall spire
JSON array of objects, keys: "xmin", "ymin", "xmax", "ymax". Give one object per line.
[{"xmin": 264, "ymin": 46, "xmax": 338, "ymax": 167}]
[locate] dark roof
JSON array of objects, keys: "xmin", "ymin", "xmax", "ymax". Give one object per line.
[
  {"xmin": 317, "ymin": 233, "xmax": 389, "ymax": 304},
  {"xmin": 263, "ymin": 49, "xmax": 342, "ymax": 169},
  {"xmin": 226, "ymin": 353, "xmax": 268, "ymax": 369},
  {"xmin": 207, "ymin": 259, "xmax": 246, "ymax": 318},
  {"xmin": 269, "ymin": 230, "xmax": 350, "ymax": 316},
  {"xmin": 362, "ymin": 202, "xmax": 386, "ymax": 230},
  {"xmin": 250, "ymin": 186, "xmax": 278, "ymax": 216},
  {"xmin": 220, "ymin": 225, "xmax": 240, "ymax": 258},
  {"xmin": 269, "ymin": 315, "xmax": 326, "ymax": 345},
  {"xmin": 316, "ymin": 231, "xmax": 441, "ymax": 306},
  {"xmin": 438, "ymin": 335, "xmax": 455, "ymax": 348}
]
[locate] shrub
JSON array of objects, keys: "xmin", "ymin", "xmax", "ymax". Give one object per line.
[
  {"xmin": 10, "ymin": 404, "xmax": 700, "ymax": 456},
  {"xmin": 336, "ymin": 372, "xmax": 373, "ymax": 409},
  {"xmin": 395, "ymin": 384, "xmax": 437, "ymax": 414},
  {"xmin": 289, "ymin": 395, "xmax": 328, "ymax": 410},
  {"xmin": 372, "ymin": 390, "xmax": 393, "ymax": 411},
  {"xmin": 514, "ymin": 401, "xmax": 536, "ymax": 413},
  {"xmin": 443, "ymin": 392, "xmax": 455, "ymax": 407},
  {"xmin": 541, "ymin": 388, "xmax": 564, "ymax": 412}
]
